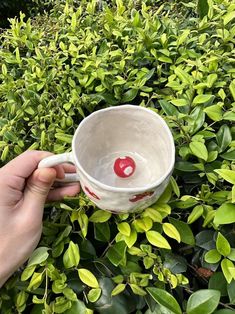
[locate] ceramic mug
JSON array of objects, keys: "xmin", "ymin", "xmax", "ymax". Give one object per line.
[{"xmin": 38, "ymin": 105, "xmax": 175, "ymax": 213}]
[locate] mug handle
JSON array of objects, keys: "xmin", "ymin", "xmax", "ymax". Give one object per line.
[{"xmin": 38, "ymin": 152, "xmax": 80, "ymax": 182}]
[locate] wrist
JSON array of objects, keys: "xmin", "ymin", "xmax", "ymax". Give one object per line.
[
  {"xmin": 0, "ymin": 241, "xmax": 13, "ymax": 287},
  {"xmin": 0, "ymin": 273, "xmax": 9, "ymax": 288}
]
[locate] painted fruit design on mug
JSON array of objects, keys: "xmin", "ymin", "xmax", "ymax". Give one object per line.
[
  {"xmin": 113, "ymin": 156, "xmax": 136, "ymax": 178},
  {"xmin": 84, "ymin": 186, "xmax": 100, "ymax": 200},
  {"xmin": 129, "ymin": 191, "xmax": 154, "ymax": 202}
]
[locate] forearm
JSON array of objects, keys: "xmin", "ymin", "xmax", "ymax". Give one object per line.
[
  {"xmin": 0, "ymin": 272, "xmax": 10, "ymax": 288},
  {"xmin": 0, "ymin": 242, "xmax": 13, "ymax": 287},
  {"xmin": 0, "ymin": 229, "xmax": 41, "ymax": 288}
]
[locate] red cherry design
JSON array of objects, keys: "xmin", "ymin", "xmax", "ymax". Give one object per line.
[
  {"xmin": 113, "ymin": 156, "xmax": 136, "ymax": 178},
  {"xmin": 84, "ymin": 186, "xmax": 100, "ymax": 200},
  {"xmin": 129, "ymin": 191, "xmax": 154, "ymax": 202}
]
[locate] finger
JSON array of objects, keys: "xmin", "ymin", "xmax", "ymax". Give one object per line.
[
  {"xmin": 23, "ymin": 167, "xmax": 57, "ymax": 213},
  {"xmin": 46, "ymin": 183, "xmax": 80, "ymax": 202},
  {"xmin": 62, "ymin": 164, "xmax": 77, "ymax": 173},
  {"xmin": 53, "ymin": 164, "xmax": 76, "ymax": 180},
  {"xmin": 54, "ymin": 165, "xmax": 65, "ymax": 179},
  {"xmin": 3, "ymin": 150, "xmax": 53, "ymax": 179}
]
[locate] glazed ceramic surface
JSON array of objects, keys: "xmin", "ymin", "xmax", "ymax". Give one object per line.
[{"xmin": 38, "ymin": 105, "xmax": 175, "ymax": 213}]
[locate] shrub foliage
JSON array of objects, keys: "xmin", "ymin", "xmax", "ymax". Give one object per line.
[{"xmin": 0, "ymin": 0, "xmax": 235, "ymax": 313}]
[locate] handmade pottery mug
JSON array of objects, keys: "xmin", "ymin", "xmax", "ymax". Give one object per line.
[{"xmin": 38, "ymin": 105, "xmax": 175, "ymax": 213}]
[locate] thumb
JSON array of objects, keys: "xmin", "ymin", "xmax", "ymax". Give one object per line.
[{"xmin": 23, "ymin": 168, "xmax": 57, "ymax": 212}]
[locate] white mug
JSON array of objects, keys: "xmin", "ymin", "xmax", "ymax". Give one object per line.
[{"xmin": 38, "ymin": 105, "xmax": 175, "ymax": 214}]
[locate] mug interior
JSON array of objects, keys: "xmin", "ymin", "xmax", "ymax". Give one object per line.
[{"xmin": 73, "ymin": 105, "xmax": 174, "ymax": 189}]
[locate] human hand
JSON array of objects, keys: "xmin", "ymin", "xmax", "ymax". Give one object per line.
[{"xmin": 0, "ymin": 150, "xmax": 80, "ymax": 287}]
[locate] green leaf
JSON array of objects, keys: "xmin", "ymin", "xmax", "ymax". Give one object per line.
[
  {"xmin": 170, "ymin": 99, "xmax": 188, "ymax": 107},
  {"xmin": 177, "ymin": 29, "xmax": 190, "ymax": 46},
  {"xmin": 158, "ymin": 56, "xmax": 172, "ymax": 63},
  {"xmin": 77, "ymin": 212, "xmax": 88, "ymax": 238},
  {"xmin": 228, "ymin": 248, "xmax": 235, "ymax": 262},
  {"xmin": 221, "ymin": 258, "xmax": 234, "ymax": 283},
  {"xmin": 63, "ymin": 241, "xmax": 80, "ymax": 268},
  {"xmin": 214, "ymin": 203, "xmax": 235, "ymax": 225},
  {"xmin": 87, "ymin": 288, "xmax": 101, "ymax": 303},
  {"xmin": 223, "ymin": 111, "xmax": 235, "ymax": 121},
  {"xmin": 106, "ymin": 241, "xmax": 127, "ymax": 266},
  {"xmin": 163, "ymin": 253, "xmax": 187, "ymax": 274},
  {"xmin": 27, "ymin": 247, "xmax": 49, "ymax": 267},
  {"xmin": 232, "ymin": 185, "xmax": 235, "ymax": 204},
  {"xmin": 207, "ymin": 74, "xmax": 218, "ymax": 88},
  {"xmin": 111, "ymin": 283, "xmax": 126, "ymax": 296},
  {"xmin": 223, "ymin": 11, "xmax": 235, "ymax": 26},
  {"xmin": 187, "ymin": 205, "xmax": 204, "ymax": 224},
  {"xmin": 227, "ymin": 280, "xmax": 235, "ymax": 303},
  {"xmin": 21, "ymin": 265, "xmax": 36, "ymax": 281},
  {"xmin": 55, "ymin": 133, "xmax": 73, "ymax": 143},
  {"xmin": 175, "ymin": 67, "xmax": 193, "ymax": 84},
  {"xmin": 28, "ymin": 272, "xmax": 43, "ymax": 290},
  {"xmin": 15, "ymin": 47, "xmax": 21, "ymax": 63},
  {"xmin": 118, "ymin": 222, "xmax": 131, "ymax": 236},
  {"xmin": 170, "ymin": 176, "xmax": 180, "ymax": 197},
  {"xmin": 4, "ymin": 130, "xmax": 18, "ymax": 143},
  {"xmin": 146, "ymin": 231, "xmax": 171, "ymax": 249},
  {"xmin": 16, "ymin": 290, "xmax": 28, "ymax": 311},
  {"xmin": 32, "ymin": 295, "xmax": 44, "ymax": 305},
  {"xmin": 89, "ymin": 210, "xmax": 111, "ymax": 223},
  {"xmin": 204, "ymin": 249, "xmax": 221, "ymax": 264},
  {"xmin": 159, "ymin": 99, "xmax": 179, "ymax": 117},
  {"xmin": 216, "ymin": 125, "xmax": 232, "ymax": 153},
  {"xmin": 142, "ymin": 207, "xmax": 163, "ymax": 222},
  {"xmin": 124, "ymin": 229, "xmax": 137, "ymax": 248},
  {"xmin": 204, "ymin": 104, "xmax": 222, "ymax": 121},
  {"xmin": 143, "ymin": 256, "xmax": 155, "ymax": 269},
  {"xmin": 169, "ymin": 217, "xmax": 195, "ymax": 245},
  {"xmin": 63, "ymin": 287, "xmax": 77, "ymax": 302},
  {"xmin": 1, "ymin": 64, "xmax": 7, "ymax": 76},
  {"xmin": 197, "ymin": 0, "xmax": 209, "ymax": 18},
  {"xmin": 144, "ymin": 68, "xmax": 155, "ymax": 80},
  {"xmin": 175, "ymin": 161, "xmax": 199, "ymax": 172},
  {"xmin": 229, "ymin": 80, "xmax": 235, "ymax": 101},
  {"xmin": 94, "ymin": 222, "xmax": 110, "ymax": 242},
  {"xmin": 214, "ymin": 169, "xmax": 235, "ymax": 185},
  {"xmin": 152, "ymin": 203, "xmax": 171, "ymax": 217},
  {"xmin": 71, "ymin": 12, "xmax": 77, "ymax": 32},
  {"xmin": 64, "ymin": 300, "xmax": 87, "ymax": 314},
  {"xmin": 129, "ymin": 284, "xmax": 146, "ymax": 296},
  {"xmin": 112, "ymin": 275, "xmax": 124, "ymax": 284},
  {"xmin": 193, "ymin": 94, "xmax": 213, "ymax": 105},
  {"xmin": 162, "ymin": 223, "xmax": 181, "ymax": 243},
  {"xmin": 220, "ymin": 150, "xmax": 235, "ymax": 161},
  {"xmin": 208, "ymin": 272, "xmax": 227, "ymax": 297},
  {"xmin": 189, "ymin": 141, "xmax": 208, "ymax": 161},
  {"xmin": 53, "ymin": 296, "xmax": 71, "ymax": 313},
  {"xmin": 122, "ymin": 89, "xmax": 138, "ymax": 102},
  {"xmin": 186, "ymin": 289, "xmax": 220, "ymax": 314},
  {"xmin": 134, "ymin": 217, "xmax": 153, "ymax": 232},
  {"xmin": 214, "ymin": 310, "xmax": 235, "ymax": 314},
  {"xmin": 147, "ymin": 287, "xmax": 182, "ymax": 314},
  {"xmin": 78, "ymin": 269, "xmax": 99, "ymax": 288},
  {"xmin": 190, "ymin": 106, "xmax": 205, "ymax": 134}
]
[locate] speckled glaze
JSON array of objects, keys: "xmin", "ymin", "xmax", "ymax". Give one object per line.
[{"xmin": 38, "ymin": 105, "xmax": 175, "ymax": 213}]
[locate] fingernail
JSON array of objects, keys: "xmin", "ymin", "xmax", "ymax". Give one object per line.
[{"xmin": 38, "ymin": 168, "xmax": 56, "ymax": 183}]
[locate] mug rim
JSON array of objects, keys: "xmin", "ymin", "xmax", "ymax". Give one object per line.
[{"xmin": 72, "ymin": 105, "xmax": 175, "ymax": 193}]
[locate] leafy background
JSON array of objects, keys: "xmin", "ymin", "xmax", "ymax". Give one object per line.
[{"xmin": 0, "ymin": 0, "xmax": 235, "ymax": 313}]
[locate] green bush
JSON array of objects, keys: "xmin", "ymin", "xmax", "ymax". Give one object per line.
[{"xmin": 0, "ymin": 0, "xmax": 235, "ymax": 313}]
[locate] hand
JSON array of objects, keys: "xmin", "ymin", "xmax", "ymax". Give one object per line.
[{"xmin": 0, "ymin": 150, "xmax": 80, "ymax": 287}]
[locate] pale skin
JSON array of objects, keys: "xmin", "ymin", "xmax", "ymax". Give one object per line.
[{"xmin": 0, "ymin": 150, "xmax": 80, "ymax": 287}]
